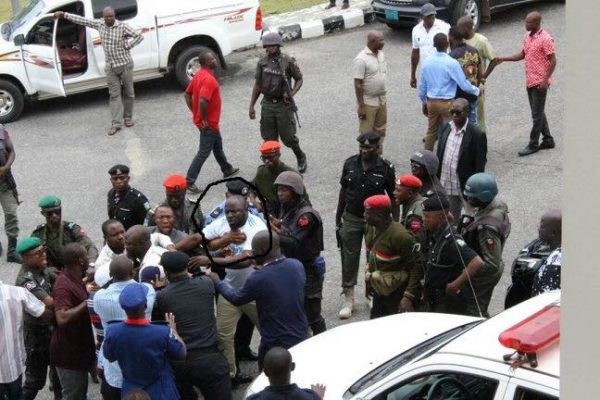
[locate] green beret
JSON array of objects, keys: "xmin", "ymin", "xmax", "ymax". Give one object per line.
[
  {"xmin": 38, "ymin": 195, "xmax": 61, "ymax": 209},
  {"xmin": 16, "ymin": 237, "xmax": 43, "ymax": 254}
]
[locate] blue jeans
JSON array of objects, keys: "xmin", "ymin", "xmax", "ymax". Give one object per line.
[
  {"xmin": 468, "ymin": 100, "xmax": 478, "ymax": 125},
  {"xmin": 0, "ymin": 375, "xmax": 23, "ymax": 400},
  {"xmin": 186, "ymin": 128, "xmax": 233, "ymax": 185}
]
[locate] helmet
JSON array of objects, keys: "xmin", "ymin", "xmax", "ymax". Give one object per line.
[
  {"xmin": 274, "ymin": 171, "xmax": 304, "ymax": 195},
  {"xmin": 463, "ymin": 173, "xmax": 498, "ymax": 203},
  {"xmin": 262, "ymin": 32, "xmax": 283, "ymax": 47}
]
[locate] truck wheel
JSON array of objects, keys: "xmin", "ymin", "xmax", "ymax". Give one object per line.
[
  {"xmin": 0, "ymin": 80, "xmax": 24, "ymax": 124},
  {"xmin": 451, "ymin": 0, "xmax": 481, "ymax": 31},
  {"xmin": 174, "ymin": 45, "xmax": 221, "ymax": 88}
]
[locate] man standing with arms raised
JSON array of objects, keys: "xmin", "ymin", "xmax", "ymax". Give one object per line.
[{"xmin": 55, "ymin": 7, "xmax": 143, "ymax": 136}]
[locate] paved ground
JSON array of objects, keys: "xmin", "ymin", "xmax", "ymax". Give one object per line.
[{"xmin": 0, "ymin": 2, "xmax": 564, "ymax": 398}]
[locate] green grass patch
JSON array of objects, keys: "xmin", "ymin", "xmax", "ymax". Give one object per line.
[
  {"xmin": 261, "ymin": 0, "xmax": 327, "ymax": 16},
  {"xmin": 0, "ymin": 0, "xmax": 28, "ymax": 23}
]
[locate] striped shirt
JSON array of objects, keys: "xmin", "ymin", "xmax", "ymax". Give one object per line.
[
  {"xmin": 440, "ymin": 121, "xmax": 467, "ymax": 196},
  {"xmin": 64, "ymin": 13, "xmax": 143, "ymax": 68},
  {"xmin": 0, "ymin": 281, "xmax": 45, "ymax": 383}
]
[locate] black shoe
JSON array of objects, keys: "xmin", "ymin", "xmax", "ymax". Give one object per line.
[
  {"xmin": 539, "ymin": 140, "xmax": 556, "ymax": 150},
  {"xmin": 187, "ymin": 183, "xmax": 202, "ymax": 194},
  {"xmin": 223, "ymin": 167, "xmax": 240, "ymax": 178},
  {"xmin": 231, "ymin": 372, "xmax": 254, "ymax": 387},
  {"xmin": 237, "ymin": 348, "xmax": 259, "ymax": 361},
  {"xmin": 518, "ymin": 145, "xmax": 539, "ymax": 157},
  {"xmin": 297, "ymin": 154, "xmax": 307, "ymax": 174}
]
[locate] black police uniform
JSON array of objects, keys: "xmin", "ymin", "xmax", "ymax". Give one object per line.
[
  {"xmin": 278, "ymin": 198, "xmax": 326, "ymax": 335},
  {"xmin": 424, "ymin": 224, "xmax": 478, "ymax": 314},
  {"xmin": 15, "ymin": 264, "xmax": 62, "ymax": 400},
  {"xmin": 107, "ymin": 186, "xmax": 151, "ymax": 230}
]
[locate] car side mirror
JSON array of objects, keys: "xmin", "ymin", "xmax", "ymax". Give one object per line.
[{"xmin": 14, "ymin": 34, "xmax": 25, "ymax": 46}]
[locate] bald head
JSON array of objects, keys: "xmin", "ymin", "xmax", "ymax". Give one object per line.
[
  {"xmin": 109, "ymin": 255, "xmax": 133, "ymax": 282},
  {"xmin": 102, "ymin": 7, "xmax": 116, "ymax": 26},
  {"xmin": 125, "ymin": 225, "xmax": 151, "ymax": 259},
  {"xmin": 539, "ymin": 209, "xmax": 561, "ymax": 248},
  {"xmin": 126, "ymin": 225, "xmax": 150, "ymax": 242},
  {"xmin": 525, "ymin": 11, "xmax": 542, "ymax": 33},
  {"xmin": 264, "ymin": 347, "xmax": 294, "ymax": 384},
  {"xmin": 367, "ymin": 30, "xmax": 385, "ymax": 52},
  {"xmin": 252, "ymin": 230, "xmax": 281, "ymax": 264}
]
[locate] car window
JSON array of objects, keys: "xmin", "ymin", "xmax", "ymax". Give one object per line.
[
  {"xmin": 375, "ymin": 371, "xmax": 498, "ymax": 400},
  {"xmin": 26, "ymin": 17, "xmax": 54, "ymax": 46},
  {"xmin": 91, "ymin": 0, "xmax": 137, "ymax": 20},
  {"xmin": 514, "ymin": 387, "xmax": 557, "ymax": 400}
]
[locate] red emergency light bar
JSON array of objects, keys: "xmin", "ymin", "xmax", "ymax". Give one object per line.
[{"xmin": 499, "ymin": 304, "xmax": 560, "ymax": 354}]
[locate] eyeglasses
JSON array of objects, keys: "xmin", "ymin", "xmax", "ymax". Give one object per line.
[
  {"xmin": 450, "ymin": 109, "xmax": 464, "ymax": 115},
  {"xmin": 43, "ymin": 209, "xmax": 61, "ymax": 217}
]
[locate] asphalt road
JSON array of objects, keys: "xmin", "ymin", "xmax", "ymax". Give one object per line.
[{"xmin": 0, "ymin": 1, "xmax": 564, "ymax": 398}]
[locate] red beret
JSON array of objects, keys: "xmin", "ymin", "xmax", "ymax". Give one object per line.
[
  {"xmin": 363, "ymin": 195, "xmax": 392, "ymax": 209},
  {"xmin": 396, "ymin": 175, "xmax": 423, "ymax": 189},
  {"xmin": 163, "ymin": 174, "xmax": 187, "ymax": 193},
  {"xmin": 259, "ymin": 141, "xmax": 281, "ymax": 155}
]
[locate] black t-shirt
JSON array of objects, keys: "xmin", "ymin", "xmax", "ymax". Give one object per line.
[
  {"xmin": 450, "ymin": 43, "xmax": 481, "ymax": 103},
  {"xmin": 247, "ymin": 384, "xmax": 321, "ymax": 400},
  {"xmin": 425, "ymin": 226, "xmax": 477, "ymax": 290}
]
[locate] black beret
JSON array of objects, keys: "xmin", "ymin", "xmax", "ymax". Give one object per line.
[
  {"xmin": 161, "ymin": 251, "xmax": 190, "ymax": 273},
  {"xmin": 226, "ymin": 179, "xmax": 250, "ymax": 196},
  {"xmin": 108, "ymin": 164, "xmax": 130, "ymax": 176},
  {"xmin": 357, "ymin": 132, "xmax": 380, "ymax": 145},
  {"xmin": 422, "ymin": 195, "xmax": 450, "ymax": 212}
]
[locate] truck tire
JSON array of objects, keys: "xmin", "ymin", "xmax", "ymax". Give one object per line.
[
  {"xmin": 174, "ymin": 45, "xmax": 221, "ymax": 88},
  {"xmin": 451, "ymin": 0, "xmax": 482, "ymax": 31},
  {"xmin": 0, "ymin": 80, "xmax": 24, "ymax": 124}
]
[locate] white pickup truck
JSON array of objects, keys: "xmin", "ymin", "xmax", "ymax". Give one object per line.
[{"xmin": 0, "ymin": 0, "xmax": 263, "ymax": 123}]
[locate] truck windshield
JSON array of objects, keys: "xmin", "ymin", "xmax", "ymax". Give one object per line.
[{"xmin": 8, "ymin": 0, "xmax": 46, "ymax": 38}]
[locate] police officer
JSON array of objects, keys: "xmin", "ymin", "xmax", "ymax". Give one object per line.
[
  {"xmin": 147, "ymin": 174, "xmax": 204, "ymax": 234},
  {"xmin": 107, "ymin": 164, "xmax": 151, "ymax": 230},
  {"xmin": 363, "ymin": 195, "xmax": 423, "ymax": 319},
  {"xmin": 409, "ymin": 150, "xmax": 446, "ymax": 199},
  {"xmin": 249, "ymin": 33, "xmax": 307, "ymax": 173},
  {"xmin": 336, "ymin": 132, "xmax": 397, "ymax": 319},
  {"xmin": 422, "ymin": 195, "xmax": 484, "ymax": 314},
  {"xmin": 271, "ymin": 171, "xmax": 326, "ymax": 334},
  {"xmin": 460, "ymin": 173, "xmax": 511, "ymax": 317},
  {"xmin": 394, "ymin": 175, "xmax": 425, "ymax": 237},
  {"xmin": 31, "ymin": 195, "xmax": 99, "ymax": 269},
  {"xmin": 204, "ymin": 179, "xmax": 262, "ymax": 226},
  {"xmin": 0, "ymin": 124, "xmax": 22, "ymax": 263},
  {"xmin": 14, "ymin": 237, "xmax": 62, "ymax": 400},
  {"xmin": 251, "ymin": 141, "xmax": 309, "ymax": 217}
]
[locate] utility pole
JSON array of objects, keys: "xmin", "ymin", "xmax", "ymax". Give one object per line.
[{"xmin": 11, "ymin": 0, "xmax": 20, "ymax": 17}]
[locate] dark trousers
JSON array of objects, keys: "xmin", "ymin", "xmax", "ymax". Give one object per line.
[
  {"xmin": 234, "ymin": 314, "xmax": 254, "ymax": 358},
  {"xmin": 304, "ymin": 297, "xmax": 326, "ymax": 335},
  {"xmin": 425, "ymin": 287, "xmax": 466, "ymax": 315},
  {"xmin": 186, "ymin": 128, "xmax": 233, "ymax": 185},
  {"xmin": 172, "ymin": 349, "xmax": 232, "ymax": 400},
  {"xmin": 527, "ymin": 86, "xmax": 553, "ymax": 147},
  {"xmin": 370, "ymin": 287, "xmax": 405, "ymax": 319},
  {"xmin": 100, "ymin": 379, "xmax": 121, "ymax": 400},
  {"xmin": 23, "ymin": 324, "xmax": 62, "ymax": 400},
  {"xmin": 0, "ymin": 375, "xmax": 22, "ymax": 400}
]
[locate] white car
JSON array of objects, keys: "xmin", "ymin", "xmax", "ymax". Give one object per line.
[
  {"xmin": 0, "ymin": 0, "xmax": 263, "ymax": 122},
  {"xmin": 246, "ymin": 291, "xmax": 560, "ymax": 400}
]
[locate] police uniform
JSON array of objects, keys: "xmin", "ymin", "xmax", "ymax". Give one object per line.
[
  {"xmin": 31, "ymin": 221, "xmax": 98, "ymax": 268},
  {"xmin": 255, "ymin": 53, "xmax": 306, "ymax": 164},
  {"xmin": 277, "ymin": 198, "xmax": 326, "ymax": 334},
  {"xmin": 0, "ymin": 125, "xmax": 21, "ymax": 262},
  {"xmin": 461, "ymin": 198, "xmax": 510, "ymax": 317},
  {"xmin": 338, "ymin": 135, "xmax": 396, "ymax": 289},
  {"xmin": 204, "ymin": 200, "xmax": 262, "ymax": 226},
  {"xmin": 107, "ymin": 186, "xmax": 151, "ymax": 231},
  {"xmin": 14, "ymin": 238, "xmax": 62, "ymax": 400},
  {"xmin": 253, "ymin": 161, "xmax": 306, "ymax": 216}
]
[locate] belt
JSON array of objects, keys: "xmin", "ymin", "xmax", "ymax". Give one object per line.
[
  {"xmin": 263, "ymin": 97, "xmax": 284, "ymax": 103},
  {"xmin": 427, "ymin": 97, "xmax": 453, "ymax": 102}
]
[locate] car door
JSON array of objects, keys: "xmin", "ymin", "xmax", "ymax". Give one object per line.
[
  {"xmin": 361, "ymin": 364, "xmax": 510, "ymax": 400},
  {"xmin": 19, "ymin": 15, "xmax": 66, "ymax": 96}
]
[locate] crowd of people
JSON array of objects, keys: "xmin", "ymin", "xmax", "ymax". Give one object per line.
[{"xmin": 0, "ymin": 3, "xmax": 563, "ymax": 400}]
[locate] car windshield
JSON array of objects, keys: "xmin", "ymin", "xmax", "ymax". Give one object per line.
[
  {"xmin": 8, "ymin": 0, "xmax": 46, "ymax": 38},
  {"xmin": 343, "ymin": 320, "xmax": 482, "ymax": 398}
]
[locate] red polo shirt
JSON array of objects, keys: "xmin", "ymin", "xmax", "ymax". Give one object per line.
[
  {"xmin": 523, "ymin": 28, "xmax": 556, "ymax": 88},
  {"xmin": 185, "ymin": 67, "xmax": 222, "ymax": 131}
]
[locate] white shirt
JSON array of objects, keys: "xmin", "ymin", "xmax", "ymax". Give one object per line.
[
  {"xmin": 440, "ymin": 120, "xmax": 467, "ymax": 196},
  {"xmin": 138, "ymin": 245, "xmax": 167, "ymax": 281},
  {"xmin": 0, "ymin": 282, "xmax": 45, "ymax": 383},
  {"xmin": 412, "ymin": 18, "xmax": 451, "ymax": 63},
  {"xmin": 203, "ymin": 214, "xmax": 267, "ymax": 290},
  {"xmin": 353, "ymin": 47, "xmax": 387, "ymax": 106}
]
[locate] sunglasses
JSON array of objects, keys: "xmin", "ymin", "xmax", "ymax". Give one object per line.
[{"xmin": 43, "ymin": 209, "xmax": 61, "ymax": 217}]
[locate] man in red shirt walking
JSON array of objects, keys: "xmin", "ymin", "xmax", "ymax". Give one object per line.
[
  {"xmin": 493, "ymin": 11, "xmax": 557, "ymax": 156},
  {"xmin": 185, "ymin": 52, "xmax": 239, "ymax": 193}
]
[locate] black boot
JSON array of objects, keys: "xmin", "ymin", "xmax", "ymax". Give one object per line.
[
  {"xmin": 7, "ymin": 237, "xmax": 22, "ymax": 263},
  {"xmin": 292, "ymin": 145, "xmax": 307, "ymax": 173}
]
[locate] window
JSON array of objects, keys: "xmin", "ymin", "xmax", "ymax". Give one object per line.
[
  {"xmin": 375, "ymin": 371, "xmax": 498, "ymax": 400},
  {"xmin": 26, "ymin": 17, "xmax": 54, "ymax": 46},
  {"xmin": 514, "ymin": 387, "xmax": 557, "ymax": 400},
  {"xmin": 91, "ymin": 0, "xmax": 137, "ymax": 20}
]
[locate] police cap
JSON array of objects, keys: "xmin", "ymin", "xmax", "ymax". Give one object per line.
[
  {"xmin": 163, "ymin": 174, "xmax": 187, "ymax": 193},
  {"xmin": 16, "ymin": 237, "xmax": 43, "ymax": 254},
  {"xmin": 259, "ymin": 141, "xmax": 281, "ymax": 155},
  {"xmin": 262, "ymin": 32, "xmax": 283, "ymax": 47},
  {"xmin": 422, "ymin": 195, "xmax": 450, "ymax": 212},
  {"xmin": 38, "ymin": 195, "xmax": 61, "ymax": 209},
  {"xmin": 226, "ymin": 179, "xmax": 250, "ymax": 196},
  {"xmin": 357, "ymin": 132, "xmax": 380, "ymax": 146},
  {"xmin": 108, "ymin": 164, "xmax": 130, "ymax": 176},
  {"xmin": 119, "ymin": 282, "xmax": 149, "ymax": 312}
]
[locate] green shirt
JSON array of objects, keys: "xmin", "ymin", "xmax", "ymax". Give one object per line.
[
  {"xmin": 31, "ymin": 221, "xmax": 99, "ymax": 269},
  {"xmin": 15, "ymin": 265, "xmax": 55, "ymax": 325},
  {"xmin": 252, "ymin": 162, "xmax": 309, "ymax": 215},
  {"xmin": 465, "ymin": 33, "xmax": 496, "ymax": 69}
]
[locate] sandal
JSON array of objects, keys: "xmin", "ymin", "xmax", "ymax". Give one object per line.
[
  {"xmin": 108, "ymin": 126, "xmax": 121, "ymax": 136},
  {"xmin": 124, "ymin": 118, "xmax": 134, "ymax": 127}
]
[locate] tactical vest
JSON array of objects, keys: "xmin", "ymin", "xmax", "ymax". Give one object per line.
[
  {"xmin": 463, "ymin": 215, "xmax": 511, "ymax": 256},
  {"xmin": 281, "ymin": 202, "xmax": 323, "ymax": 262},
  {"xmin": 258, "ymin": 55, "xmax": 290, "ymax": 99}
]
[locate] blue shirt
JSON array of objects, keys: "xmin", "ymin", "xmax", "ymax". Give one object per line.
[
  {"xmin": 217, "ymin": 257, "xmax": 308, "ymax": 349},
  {"xmin": 204, "ymin": 200, "xmax": 263, "ymax": 226},
  {"xmin": 418, "ymin": 51, "xmax": 480, "ymax": 104},
  {"xmin": 93, "ymin": 281, "xmax": 156, "ymax": 389},
  {"xmin": 103, "ymin": 321, "xmax": 185, "ymax": 399}
]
